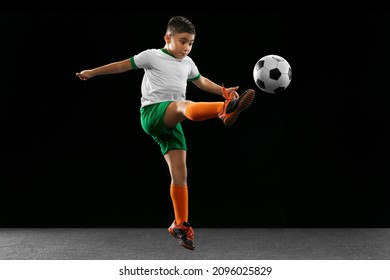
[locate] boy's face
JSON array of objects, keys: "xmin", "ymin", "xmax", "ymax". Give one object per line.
[{"xmin": 164, "ymin": 32, "xmax": 195, "ymax": 59}]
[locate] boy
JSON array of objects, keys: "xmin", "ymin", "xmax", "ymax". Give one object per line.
[{"xmin": 76, "ymin": 15, "xmax": 255, "ymax": 250}]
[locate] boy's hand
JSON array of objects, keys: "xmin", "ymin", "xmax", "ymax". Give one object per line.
[
  {"xmin": 76, "ymin": 70, "xmax": 93, "ymax": 81},
  {"xmin": 221, "ymin": 85, "xmax": 239, "ymax": 100}
]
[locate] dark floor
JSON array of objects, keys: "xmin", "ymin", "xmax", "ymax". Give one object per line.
[{"xmin": 0, "ymin": 228, "xmax": 389, "ymax": 260}]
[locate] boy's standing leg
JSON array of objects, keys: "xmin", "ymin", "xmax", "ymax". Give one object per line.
[
  {"xmin": 168, "ymin": 185, "xmax": 194, "ymax": 250},
  {"xmin": 164, "ymin": 149, "xmax": 195, "ymax": 250}
]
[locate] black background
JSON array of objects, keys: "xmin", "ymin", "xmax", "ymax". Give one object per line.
[{"xmin": 1, "ymin": 11, "xmax": 389, "ymax": 227}]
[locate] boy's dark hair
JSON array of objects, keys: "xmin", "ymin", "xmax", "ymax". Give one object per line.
[{"xmin": 166, "ymin": 16, "xmax": 196, "ymax": 36}]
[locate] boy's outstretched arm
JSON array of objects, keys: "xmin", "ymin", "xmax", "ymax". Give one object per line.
[
  {"xmin": 192, "ymin": 76, "xmax": 239, "ymax": 99},
  {"xmin": 76, "ymin": 58, "xmax": 132, "ymax": 80}
]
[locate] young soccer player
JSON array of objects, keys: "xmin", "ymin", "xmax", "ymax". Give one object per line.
[{"xmin": 76, "ymin": 15, "xmax": 255, "ymax": 250}]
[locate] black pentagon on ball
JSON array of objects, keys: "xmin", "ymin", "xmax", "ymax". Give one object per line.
[
  {"xmin": 269, "ymin": 68, "xmax": 282, "ymax": 80},
  {"xmin": 274, "ymin": 87, "xmax": 286, "ymax": 93},
  {"xmin": 288, "ymin": 67, "xmax": 292, "ymax": 79},
  {"xmin": 256, "ymin": 79, "xmax": 265, "ymax": 89},
  {"xmin": 272, "ymin": 56, "xmax": 283, "ymax": 63},
  {"xmin": 255, "ymin": 59, "xmax": 265, "ymax": 70}
]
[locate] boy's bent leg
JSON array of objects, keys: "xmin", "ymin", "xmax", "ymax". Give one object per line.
[
  {"xmin": 184, "ymin": 102, "xmax": 224, "ymax": 121},
  {"xmin": 219, "ymin": 89, "xmax": 256, "ymax": 126}
]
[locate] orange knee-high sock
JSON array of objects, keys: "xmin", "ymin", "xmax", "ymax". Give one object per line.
[
  {"xmin": 185, "ymin": 102, "xmax": 224, "ymax": 121},
  {"xmin": 170, "ymin": 185, "xmax": 188, "ymax": 225}
]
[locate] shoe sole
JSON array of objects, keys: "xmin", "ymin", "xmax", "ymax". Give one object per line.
[
  {"xmin": 224, "ymin": 89, "xmax": 255, "ymax": 126},
  {"xmin": 168, "ymin": 227, "xmax": 195, "ymax": 250}
]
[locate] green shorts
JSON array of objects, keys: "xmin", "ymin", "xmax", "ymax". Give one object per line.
[{"xmin": 140, "ymin": 101, "xmax": 187, "ymax": 155}]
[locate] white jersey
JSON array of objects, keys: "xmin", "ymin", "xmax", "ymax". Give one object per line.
[{"xmin": 130, "ymin": 48, "xmax": 201, "ymax": 108}]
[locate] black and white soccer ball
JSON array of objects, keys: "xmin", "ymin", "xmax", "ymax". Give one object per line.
[{"xmin": 253, "ymin": 54, "xmax": 292, "ymax": 93}]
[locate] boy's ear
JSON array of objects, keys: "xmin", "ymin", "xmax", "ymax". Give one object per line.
[{"xmin": 164, "ymin": 34, "xmax": 171, "ymax": 43}]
